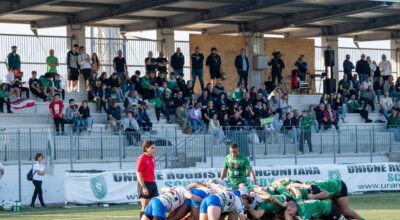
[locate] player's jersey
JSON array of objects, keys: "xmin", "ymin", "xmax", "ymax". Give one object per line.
[
  {"xmin": 157, "ymin": 187, "xmax": 186, "ymax": 212},
  {"xmin": 314, "ymin": 179, "xmax": 342, "ymax": 199},
  {"xmin": 250, "ymin": 194, "xmax": 264, "ymax": 209},
  {"xmin": 223, "ymin": 154, "xmax": 251, "ymax": 188},
  {"xmin": 257, "ymin": 195, "xmax": 286, "ymax": 214},
  {"xmin": 296, "ymin": 200, "xmax": 332, "ymax": 220},
  {"xmin": 216, "ymin": 191, "xmax": 245, "ymax": 214},
  {"xmin": 288, "ymin": 187, "xmax": 308, "ymax": 202}
]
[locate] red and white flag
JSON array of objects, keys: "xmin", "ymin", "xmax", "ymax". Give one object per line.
[{"xmin": 10, "ymin": 98, "xmax": 36, "ymax": 110}]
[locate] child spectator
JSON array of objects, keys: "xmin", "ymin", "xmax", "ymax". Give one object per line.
[
  {"xmin": 39, "ymin": 73, "xmax": 54, "ymax": 99},
  {"xmin": 79, "ymin": 100, "xmax": 93, "ymax": 132},
  {"xmin": 49, "ymin": 93, "xmax": 65, "ymax": 135},
  {"xmin": 53, "ymin": 74, "xmax": 65, "ymax": 100},
  {"xmin": 0, "ymin": 83, "xmax": 12, "ymax": 113},
  {"xmin": 138, "ymin": 102, "xmax": 152, "ymax": 131}
]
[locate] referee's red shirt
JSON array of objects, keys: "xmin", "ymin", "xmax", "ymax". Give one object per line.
[{"xmin": 136, "ymin": 153, "xmax": 155, "ymax": 182}]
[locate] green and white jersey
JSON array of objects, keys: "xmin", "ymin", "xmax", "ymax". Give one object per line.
[
  {"xmin": 223, "ymin": 154, "xmax": 251, "ymax": 188},
  {"xmin": 296, "ymin": 199, "xmax": 332, "ymax": 220}
]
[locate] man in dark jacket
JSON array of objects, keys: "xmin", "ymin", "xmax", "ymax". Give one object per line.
[
  {"xmin": 356, "ymin": 54, "xmax": 370, "ymax": 83},
  {"xmin": 315, "ymin": 103, "xmax": 325, "ymax": 132},
  {"xmin": 171, "ymin": 47, "xmax": 184, "ymax": 75},
  {"xmin": 206, "ymin": 47, "xmax": 222, "ymax": 86},
  {"xmin": 191, "ymin": 47, "xmax": 205, "ymax": 91},
  {"xmin": 268, "ymin": 51, "xmax": 285, "ymax": 85},
  {"xmin": 343, "ymin": 54, "xmax": 355, "ymax": 79},
  {"xmin": 234, "ymin": 48, "xmax": 250, "ymax": 89}
]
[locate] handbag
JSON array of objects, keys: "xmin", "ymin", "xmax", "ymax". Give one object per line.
[{"xmin": 27, "ymin": 166, "xmax": 36, "ymax": 181}]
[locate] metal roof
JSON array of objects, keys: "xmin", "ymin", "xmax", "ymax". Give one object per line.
[{"xmin": 1, "ymin": 0, "xmax": 400, "ymax": 41}]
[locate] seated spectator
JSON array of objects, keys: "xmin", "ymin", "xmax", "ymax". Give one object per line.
[
  {"xmin": 49, "ymin": 93, "xmax": 65, "ymax": 135},
  {"xmin": 239, "ymin": 93, "xmax": 252, "ymax": 109},
  {"xmin": 173, "ymin": 90, "xmax": 185, "ymax": 106},
  {"xmin": 242, "ymin": 103, "xmax": 255, "ymax": 127},
  {"xmin": 279, "ymin": 94, "xmax": 292, "ymax": 119},
  {"xmin": 209, "ymin": 114, "xmax": 225, "ymax": 142},
  {"xmin": 129, "ymin": 70, "xmax": 141, "ymax": 92},
  {"xmin": 315, "ymin": 103, "xmax": 325, "ymax": 132},
  {"xmin": 176, "ymin": 73, "xmax": 186, "ymax": 92},
  {"xmin": 307, "ymin": 105, "xmax": 319, "ymax": 132},
  {"xmin": 282, "ymin": 112, "xmax": 297, "ymax": 143},
  {"xmin": 99, "ymin": 72, "xmax": 108, "ymax": 86},
  {"xmin": 29, "ymin": 71, "xmax": 47, "ymax": 101},
  {"xmin": 393, "ymin": 77, "xmax": 400, "ymax": 101},
  {"xmin": 121, "ymin": 111, "xmax": 141, "ymax": 145},
  {"xmin": 249, "ymin": 86, "xmax": 257, "ymax": 100},
  {"xmin": 138, "ymin": 102, "xmax": 152, "ymax": 131},
  {"xmin": 252, "ymin": 92, "xmax": 266, "ymax": 107},
  {"xmin": 383, "ymin": 75, "xmax": 394, "ymax": 94},
  {"xmin": 373, "ymin": 76, "xmax": 384, "ymax": 103},
  {"xmin": 351, "ymin": 84, "xmax": 364, "ymax": 102},
  {"xmin": 183, "ymin": 80, "xmax": 194, "ymax": 98},
  {"xmin": 92, "ymin": 80, "xmax": 108, "ymax": 113},
  {"xmin": 157, "ymin": 81, "xmax": 171, "ymax": 97},
  {"xmin": 338, "ymin": 74, "xmax": 352, "ymax": 99},
  {"xmin": 217, "ymin": 104, "xmax": 228, "ymax": 121},
  {"xmin": 188, "ymin": 93, "xmax": 197, "ymax": 109},
  {"xmin": 163, "ymin": 91, "xmax": 176, "ymax": 118},
  {"xmin": 212, "ymin": 80, "xmax": 228, "ymax": 98},
  {"xmin": 387, "ymin": 109, "xmax": 400, "ymax": 141},
  {"xmin": 154, "ymin": 94, "xmax": 167, "ymax": 123},
  {"xmin": 107, "ymin": 72, "xmax": 123, "ymax": 102},
  {"xmin": 215, "ymin": 92, "xmax": 230, "ymax": 109},
  {"xmin": 197, "ymin": 90, "xmax": 211, "ymax": 109},
  {"xmin": 189, "ymin": 102, "xmax": 205, "ymax": 132},
  {"xmin": 205, "ymin": 83, "xmax": 214, "ymax": 99},
  {"xmin": 269, "ymin": 96, "xmax": 282, "ymax": 120},
  {"xmin": 13, "ymin": 75, "xmax": 29, "ymax": 99},
  {"xmin": 352, "ymin": 74, "xmax": 360, "ymax": 91},
  {"xmin": 124, "ymin": 90, "xmax": 141, "ymax": 110},
  {"xmin": 156, "ymin": 72, "xmax": 167, "ymax": 88},
  {"xmin": 229, "ymin": 111, "xmax": 244, "ymax": 130},
  {"xmin": 361, "ymin": 85, "xmax": 375, "ymax": 112},
  {"xmin": 175, "ymin": 102, "xmax": 190, "ymax": 131},
  {"xmin": 299, "ymin": 110, "xmax": 313, "ymax": 153},
  {"xmin": 53, "ymin": 74, "xmax": 65, "ymax": 100},
  {"xmin": 253, "ymin": 100, "xmax": 265, "ymax": 122},
  {"xmin": 323, "ymin": 103, "xmax": 338, "ymax": 130},
  {"xmin": 90, "ymin": 79, "xmax": 101, "ymax": 102},
  {"xmin": 79, "ymin": 100, "xmax": 93, "ymax": 132},
  {"xmin": 268, "ymin": 85, "xmax": 283, "ymax": 101},
  {"xmin": 70, "ymin": 104, "xmax": 83, "ymax": 134},
  {"xmin": 232, "ymin": 82, "xmax": 246, "ymax": 102},
  {"xmin": 39, "ymin": 73, "xmax": 54, "ymax": 99},
  {"xmin": 220, "ymin": 113, "xmax": 230, "ymax": 128},
  {"xmin": 379, "ymin": 91, "xmax": 393, "ymax": 118},
  {"xmin": 107, "ymin": 101, "xmax": 122, "ymax": 133},
  {"xmin": 361, "ymin": 76, "xmax": 373, "ymax": 90},
  {"xmin": 202, "ymin": 100, "xmax": 217, "ymax": 126},
  {"xmin": 320, "ymin": 93, "xmax": 330, "ymax": 106},
  {"xmin": 139, "ymin": 72, "xmax": 154, "ymax": 101},
  {"xmin": 167, "ymin": 72, "xmax": 179, "ymax": 94},
  {"xmin": 5, "ymin": 70, "xmax": 21, "ymax": 99},
  {"xmin": 0, "ymin": 83, "xmax": 12, "ymax": 113},
  {"xmin": 332, "ymin": 93, "xmax": 346, "ymax": 123},
  {"xmin": 65, "ymin": 99, "xmax": 76, "ymax": 124},
  {"xmin": 348, "ymin": 94, "xmax": 372, "ymax": 123},
  {"xmin": 257, "ymin": 84, "xmax": 269, "ymax": 101}
]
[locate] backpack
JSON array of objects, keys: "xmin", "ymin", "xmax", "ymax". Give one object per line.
[{"xmin": 27, "ymin": 166, "xmax": 36, "ymax": 181}]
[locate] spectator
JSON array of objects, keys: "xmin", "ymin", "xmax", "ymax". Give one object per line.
[
  {"xmin": 332, "ymin": 93, "xmax": 346, "ymax": 123},
  {"xmin": 66, "ymin": 44, "xmax": 80, "ymax": 92},
  {"xmin": 13, "ymin": 74, "xmax": 29, "ymax": 99},
  {"xmin": 78, "ymin": 46, "xmax": 92, "ymax": 90},
  {"xmin": 39, "ymin": 73, "xmax": 54, "ymax": 98},
  {"xmin": 177, "ymin": 73, "xmax": 186, "ymax": 92},
  {"xmin": 282, "ymin": 112, "xmax": 297, "ymax": 143},
  {"xmin": 315, "ymin": 103, "xmax": 325, "ymax": 132},
  {"xmin": 307, "ymin": 105, "xmax": 319, "ymax": 132},
  {"xmin": 113, "ymin": 50, "xmax": 127, "ymax": 82},
  {"xmin": 6, "ymin": 46, "xmax": 21, "ymax": 78},
  {"xmin": 156, "ymin": 51, "xmax": 168, "ymax": 74},
  {"xmin": 189, "ymin": 102, "xmax": 205, "ymax": 132},
  {"xmin": 257, "ymin": 84, "xmax": 269, "ymax": 101},
  {"xmin": 372, "ymin": 60, "xmax": 381, "ymax": 83},
  {"xmin": 361, "ymin": 85, "xmax": 375, "ymax": 112},
  {"xmin": 379, "ymin": 91, "xmax": 393, "ymax": 118},
  {"xmin": 212, "ymin": 80, "xmax": 228, "ymax": 98},
  {"xmin": 29, "ymin": 71, "xmax": 47, "ymax": 101},
  {"xmin": 206, "ymin": 47, "xmax": 222, "ymax": 86},
  {"xmin": 234, "ymin": 48, "xmax": 250, "ymax": 89},
  {"xmin": 209, "ymin": 114, "xmax": 225, "ymax": 142},
  {"xmin": 338, "ymin": 74, "xmax": 352, "ymax": 99},
  {"xmin": 167, "ymin": 72, "xmax": 179, "ymax": 93},
  {"xmin": 183, "ymin": 80, "xmax": 194, "ymax": 98},
  {"xmin": 232, "ymin": 83, "xmax": 247, "ymax": 102},
  {"xmin": 175, "ymin": 102, "xmax": 190, "ymax": 131},
  {"xmin": 279, "ymin": 94, "xmax": 291, "ymax": 119},
  {"xmin": 351, "ymin": 74, "xmax": 360, "ymax": 92},
  {"xmin": 218, "ymin": 104, "xmax": 228, "ymax": 121},
  {"xmin": 320, "ymin": 93, "xmax": 330, "ymax": 106},
  {"xmin": 323, "ymin": 103, "xmax": 338, "ymax": 130},
  {"xmin": 170, "ymin": 47, "xmax": 184, "ymax": 75},
  {"xmin": 374, "ymin": 76, "xmax": 384, "ymax": 103},
  {"xmin": 387, "ymin": 110, "xmax": 400, "ymax": 141},
  {"xmin": 46, "ymin": 49, "xmax": 59, "ymax": 78},
  {"xmin": 70, "ymin": 104, "xmax": 83, "ymax": 134},
  {"xmin": 91, "ymin": 53, "xmax": 100, "ymax": 78},
  {"xmin": 49, "ymin": 93, "xmax": 65, "ymax": 135},
  {"xmin": 343, "ymin": 54, "xmax": 355, "ymax": 80},
  {"xmin": 294, "ymin": 55, "xmax": 308, "ymax": 81},
  {"xmin": 197, "ymin": 90, "xmax": 211, "ymax": 109},
  {"xmin": 30, "ymin": 153, "xmax": 47, "ymax": 208},
  {"xmin": 242, "ymin": 103, "xmax": 255, "ymax": 126},
  {"xmin": 383, "ymin": 75, "xmax": 394, "ymax": 94},
  {"xmin": 173, "ymin": 90, "xmax": 185, "ymax": 107},
  {"xmin": 249, "ymin": 86, "xmax": 257, "ymax": 100},
  {"xmin": 145, "ymin": 51, "xmax": 157, "ymax": 73},
  {"xmin": 124, "ymin": 90, "xmax": 141, "ymax": 110},
  {"xmin": 202, "ymin": 100, "xmax": 217, "ymax": 125},
  {"xmin": 220, "ymin": 113, "xmax": 230, "ymax": 128},
  {"xmin": 191, "ymin": 46, "xmax": 205, "ymax": 91},
  {"xmin": 53, "ymin": 74, "xmax": 65, "ymax": 100},
  {"xmin": 205, "ymin": 83, "xmax": 214, "ymax": 98},
  {"xmin": 4, "ymin": 69, "xmax": 21, "ymax": 99},
  {"xmin": 188, "ymin": 93, "xmax": 197, "ymax": 109},
  {"xmin": 99, "ymin": 72, "xmax": 108, "ymax": 85},
  {"xmin": 0, "ymin": 83, "xmax": 12, "ymax": 113},
  {"xmin": 108, "ymin": 72, "xmax": 123, "ymax": 102},
  {"xmin": 107, "ymin": 101, "xmax": 122, "ymax": 133},
  {"xmin": 348, "ymin": 94, "xmax": 372, "ymax": 123},
  {"xmin": 78, "ymin": 100, "xmax": 93, "ymax": 132},
  {"xmin": 356, "ymin": 54, "xmax": 370, "ymax": 83},
  {"xmin": 138, "ymin": 102, "xmax": 152, "ymax": 132},
  {"xmin": 130, "ymin": 70, "xmax": 141, "ymax": 92},
  {"xmin": 393, "ymin": 77, "xmax": 400, "ymax": 101},
  {"xmin": 215, "ymin": 92, "xmax": 230, "ymax": 110},
  {"xmin": 122, "ymin": 111, "xmax": 141, "ymax": 145},
  {"xmin": 139, "ymin": 72, "xmax": 155, "ymax": 101},
  {"xmin": 229, "ymin": 111, "xmax": 244, "ymax": 130},
  {"xmin": 154, "ymin": 93, "xmax": 168, "ymax": 123},
  {"xmin": 65, "ymin": 99, "xmax": 76, "ymax": 124},
  {"xmin": 366, "ymin": 56, "xmax": 376, "ymax": 78},
  {"xmin": 268, "ymin": 51, "xmax": 285, "ymax": 85},
  {"xmin": 379, "ymin": 54, "xmax": 392, "ymax": 81},
  {"xmin": 361, "ymin": 76, "xmax": 373, "ymax": 90},
  {"xmin": 299, "ymin": 110, "xmax": 313, "ymax": 153}
]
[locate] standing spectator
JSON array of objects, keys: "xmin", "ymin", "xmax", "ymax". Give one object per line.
[
  {"xmin": 46, "ymin": 49, "xmax": 59, "ymax": 78},
  {"xmin": 93, "ymin": 82, "xmax": 108, "ymax": 113},
  {"xmin": 113, "ymin": 50, "xmax": 127, "ymax": 81},
  {"xmin": 268, "ymin": 51, "xmax": 285, "ymax": 85},
  {"xmin": 315, "ymin": 103, "xmax": 325, "ymax": 132},
  {"xmin": 323, "ymin": 103, "xmax": 338, "ymax": 130},
  {"xmin": 234, "ymin": 48, "xmax": 250, "ymax": 89},
  {"xmin": 206, "ymin": 47, "xmax": 222, "ymax": 86},
  {"xmin": 348, "ymin": 94, "xmax": 372, "ymax": 123},
  {"xmin": 156, "ymin": 51, "xmax": 168, "ymax": 74},
  {"xmin": 78, "ymin": 46, "xmax": 92, "ymax": 90},
  {"xmin": 122, "ymin": 111, "xmax": 140, "ymax": 145},
  {"xmin": 373, "ymin": 76, "xmax": 384, "ymax": 103},
  {"xmin": 78, "ymin": 100, "xmax": 93, "ymax": 132},
  {"xmin": 361, "ymin": 85, "xmax": 375, "ymax": 112},
  {"xmin": 387, "ymin": 110, "xmax": 400, "ymax": 141},
  {"xmin": 138, "ymin": 102, "xmax": 152, "ymax": 131},
  {"xmin": 372, "ymin": 60, "xmax": 381, "ymax": 82},
  {"xmin": 343, "ymin": 54, "xmax": 355, "ymax": 80},
  {"xmin": 136, "ymin": 140, "xmax": 158, "ymax": 219},
  {"xmin": 299, "ymin": 110, "xmax": 313, "ymax": 153},
  {"xmin": 191, "ymin": 46, "xmax": 205, "ymax": 91},
  {"xmin": 189, "ymin": 102, "xmax": 205, "ymax": 132},
  {"xmin": 29, "ymin": 71, "xmax": 47, "ymax": 101},
  {"xmin": 53, "ymin": 74, "xmax": 65, "ymax": 100},
  {"xmin": 307, "ymin": 105, "xmax": 319, "ymax": 132},
  {"xmin": 379, "ymin": 54, "xmax": 392, "ymax": 81},
  {"xmin": 355, "ymin": 54, "xmax": 370, "ymax": 83},
  {"xmin": 170, "ymin": 47, "xmax": 184, "ymax": 75},
  {"xmin": 294, "ymin": 55, "xmax": 308, "ymax": 81},
  {"xmin": 366, "ymin": 56, "xmax": 376, "ymax": 78},
  {"xmin": 91, "ymin": 53, "xmax": 100, "ymax": 78},
  {"xmin": 145, "ymin": 51, "xmax": 157, "ymax": 73},
  {"xmin": 379, "ymin": 91, "xmax": 393, "ymax": 118},
  {"xmin": 0, "ymin": 83, "xmax": 12, "ymax": 113},
  {"xmin": 49, "ymin": 93, "xmax": 65, "ymax": 135},
  {"xmin": 30, "ymin": 153, "xmax": 47, "ymax": 208},
  {"xmin": 66, "ymin": 44, "xmax": 80, "ymax": 92},
  {"xmin": 6, "ymin": 46, "xmax": 21, "ymax": 77},
  {"xmin": 107, "ymin": 101, "xmax": 122, "ymax": 133}
]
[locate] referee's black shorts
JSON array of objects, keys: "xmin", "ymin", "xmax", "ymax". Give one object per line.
[{"xmin": 138, "ymin": 181, "xmax": 159, "ymax": 199}]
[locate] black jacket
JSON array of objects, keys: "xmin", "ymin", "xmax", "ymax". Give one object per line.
[
  {"xmin": 171, "ymin": 53, "xmax": 185, "ymax": 70},
  {"xmin": 191, "ymin": 53, "xmax": 204, "ymax": 70},
  {"xmin": 356, "ymin": 60, "xmax": 370, "ymax": 76},
  {"xmin": 268, "ymin": 58, "xmax": 285, "ymax": 74},
  {"xmin": 234, "ymin": 55, "xmax": 249, "ymax": 72}
]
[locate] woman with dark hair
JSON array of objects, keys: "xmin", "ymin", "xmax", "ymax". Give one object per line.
[
  {"xmin": 136, "ymin": 140, "xmax": 158, "ymax": 219},
  {"xmin": 30, "ymin": 153, "xmax": 47, "ymax": 208}
]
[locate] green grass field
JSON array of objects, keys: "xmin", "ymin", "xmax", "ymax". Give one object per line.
[{"xmin": 0, "ymin": 193, "xmax": 399, "ymax": 220}]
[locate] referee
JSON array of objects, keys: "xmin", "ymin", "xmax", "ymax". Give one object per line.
[{"xmin": 136, "ymin": 140, "xmax": 158, "ymax": 219}]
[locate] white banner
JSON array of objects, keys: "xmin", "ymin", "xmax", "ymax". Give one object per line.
[{"xmin": 64, "ymin": 163, "xmax": 400, "ymax": 204}]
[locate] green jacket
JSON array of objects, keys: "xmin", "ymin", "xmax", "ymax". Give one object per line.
[
  {"xmin": 347, "ymin": 100, "xmax": 361, "ymax": 113},
  {"xmin": 300, "ymin": 116, "xmax": 314, "ymax": 131},
  {"xmin": 387, "ymin": 116, "xmax": 400, "ymax": 129},
  {"xmin": 0, "ymin": 88, "xmax": 9, "ymax": 98},
  {"xmin": 140, "ymin": 77, "xmax": 150, "ymax": 89},
  {"xmin": 39, "ymin": 76, "xmax": 52, "ymax": 88},
  {"xmin": 153, "ymin": 96, "xmax": 165, "ymax": 109}
]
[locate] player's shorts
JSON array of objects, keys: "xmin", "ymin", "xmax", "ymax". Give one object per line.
[
  {"xmin": 68, "ymin": 68, "xmax": 79, "ymax": 81},
  {"xmin": 188, "ymin": 189, "xmax": 209, "ymax": 207},
  {"xmin": 200, "ymin": 195, "xmax": 222, "ymax": 214},
  {"xmin": 138, "ymin": 181, "xmax": 159, "ymax": 199},
  {"xmin": 144, "ymin": 198, "xmax": 167, "ymax": 220},
  {"xmin": 321, "ymin": 203, "xmax": 345, "ymax": 220},
  {"xmin": 333, "ymin": 180, "xmax": 348, "ymax": 199}
]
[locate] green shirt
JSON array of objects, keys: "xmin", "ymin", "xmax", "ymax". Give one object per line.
[
  {"xmin": 296, "ymin": 200, "xmax": 332, "ymax": 220},
  {"xmin": 54, "ymin": 80, "xmax": 61, "ymax": 89},
  {"xmin": 387, "ymin": 116, "xmax": 400, "ymax": 129},
  {"xmin": 0, "ymin": 88, "xmax": 9, "ymax": 98},
  {"xmin": 314, "ymin": 179, "xmax": 342, "ymax": 199},
  {"xmin": 46, "ymin": 55, "xmax": 58, "ymax": 73},
  {"xmin": 223, "ymin": 154, "xmax": 251, "ymax": 188},
  {"xmin": 257, "ymin": 195, "xmax": 286, "ymax": 214},
  {"xmin": 7, "ymin": 52, "xmax": 21, "ymax": 69},
  {"xmin": 140, "ymin": 77, "xmax": 150, "ymax": 89},
  {"xmin": 167, "ymin": 80, "xmax": 178, "ymax": 90},
  {"xmin": 39, "ymin": 76, "xmax": 52, "ymax": 88},
  {"xmin": 347, "ymin": 100, "xmax": 361, "ymax": 113},
  {"xmin": 300, "ymin": 116, "xmax": 314, "ymax": 131}
]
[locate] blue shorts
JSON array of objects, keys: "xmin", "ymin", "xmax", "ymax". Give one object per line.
[
  {"xmin": 199, "ymin": 195, "xmax": 222, "ymax": 214},
  {"xmin": 188, "ymin": 189, "xmax": 209, "ymax": 207},
  {"xmin": 144, "ymin": 198, "xmax": 167, "ymax": 220}
]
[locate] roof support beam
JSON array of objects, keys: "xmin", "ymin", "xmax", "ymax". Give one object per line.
[
  {"xmin": 352, "ymin": 31, "xmax": 400, "ymax": 42},
  {"xmin": 0, "ymin": 0, "xmax": 63, "ymax": 15}
]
